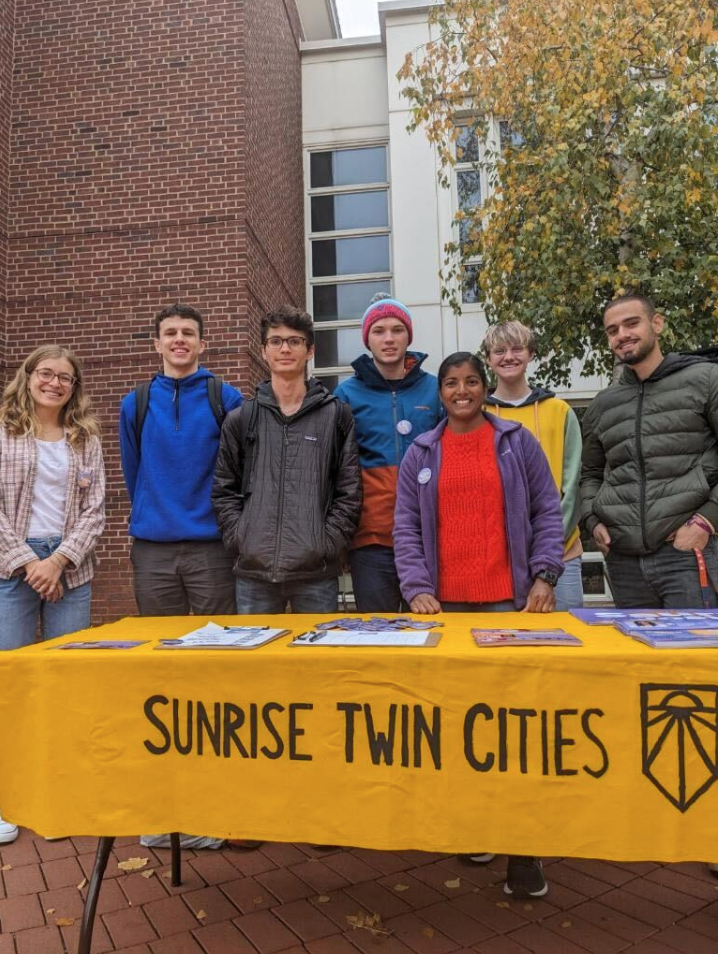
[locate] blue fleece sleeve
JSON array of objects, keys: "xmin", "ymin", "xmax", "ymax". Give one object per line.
[
  {"xmin": 221, "ymin": 383, "xmax": 243, "ymax": 413},
  {"xmin": 119, "ymin": 392, "xmax": 139, "ymax": 502}
]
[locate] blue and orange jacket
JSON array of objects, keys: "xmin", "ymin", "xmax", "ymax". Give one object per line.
[{"xmin": 335, "ymin": 352, "xmax": 442, "ymax": 548}]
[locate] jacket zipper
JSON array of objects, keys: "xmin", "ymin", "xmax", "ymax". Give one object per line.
[
  {"xmin": 271, "ymin": 423, "xmax": 289, "ymax": 581},
  {"xmin": 392, "ymin": 391, "xmax": 400, "ymax": 463},
  {"xmin": 173, "ymin": 379, "xmax": 180, "ymax": 431},
  {"xmin": 636, "ymin": 382, "xmax": 648, "ymax": 551}
]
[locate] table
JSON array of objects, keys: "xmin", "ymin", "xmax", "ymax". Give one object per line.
[{"xmin": 1, "ymin": 612, "xmax": 717, "ymax": 949}]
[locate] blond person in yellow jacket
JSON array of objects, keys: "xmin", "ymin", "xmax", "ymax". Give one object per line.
[{"xmin": 482, "ymin": 321, "xmax": 583, "ymax": 610}]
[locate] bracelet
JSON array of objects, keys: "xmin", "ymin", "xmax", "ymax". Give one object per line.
[
  {"xmin": 49, "ymin": 553, "xmax": 66, "ymax": 571},
  {"xmin": 687, "ymin": 514, "xmax": 715, "ymax": 535}
]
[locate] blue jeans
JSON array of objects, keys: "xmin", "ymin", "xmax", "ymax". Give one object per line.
[
  {"xmin": 0, "ymin": 537, "xmax": 92, "ymax": 650},
  {"xmin": 349, "ymin": 545, "xmax": 403, "ymax": 612},
  {"xmin": 235, "ymin": 576, "xmax": 339, "ymax": 614},
  {"xmin": 554, "ymin": 555, "xmax": 584, "ymax": 611},
  {"xmin": 605, "ymin": 540, "xmax": 718, "ymax": 609}
]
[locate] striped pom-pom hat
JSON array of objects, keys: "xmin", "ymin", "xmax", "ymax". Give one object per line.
[{"xmin": 361, "ymin": 293, "xmax": 413, "ymax": 348}]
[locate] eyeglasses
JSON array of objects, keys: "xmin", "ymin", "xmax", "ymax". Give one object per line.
[
  {"xmin": 33, "ymin": 368, "xmax": 76, "ymax": 388},
  {"xmin": 490, "ymin": 346, "xmax": 528, "ymax": 358},
  {"xmin": 264, "ymin": 335, "xmax": 307, "ymax": 350}
]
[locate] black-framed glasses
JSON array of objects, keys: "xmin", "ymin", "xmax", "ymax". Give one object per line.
[
  {"xmin": 264, "ymin": 335, "xmax": 308, "ymax": 350},
  {"xmin": 33, "ymin": 368, "xmax": 77, "ymax": 388}
]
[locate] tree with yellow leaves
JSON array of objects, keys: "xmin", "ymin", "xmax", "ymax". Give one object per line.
[{"xmin": 399, "ymin": 0, "xmax": 718, "ymax": 383}]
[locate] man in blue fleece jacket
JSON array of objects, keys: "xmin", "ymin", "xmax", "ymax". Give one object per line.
[{"xmin": 120, "ymin": 303, "xmax": 243, "ymax": 615}]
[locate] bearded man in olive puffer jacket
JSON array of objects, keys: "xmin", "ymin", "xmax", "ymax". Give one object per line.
[{"xmin": 581, "ymin": 293, "xmax": 718, "ymax": 609}]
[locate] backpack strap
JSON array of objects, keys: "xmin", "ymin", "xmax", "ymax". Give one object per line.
[
  {"xmin": 331, "ymin": 399, "xmax": 351, "ymax": 474},
  {"xmin": 238, "ymin": 398, "xmax": 260, "ymax": 498},
  {"xmin": 133, "ymin": 381, "xmax": 152, "ymax": 450},
  {"xmin": 207, "ymin": 374, "xmax": 226, "ymax": 428}
]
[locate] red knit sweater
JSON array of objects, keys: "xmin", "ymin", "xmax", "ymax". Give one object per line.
[{"xmin": 437, "ymin": 423, "xmax": 514, "ymax": 603}]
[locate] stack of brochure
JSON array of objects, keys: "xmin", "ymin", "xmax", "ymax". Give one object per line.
[
  {"xmin": 569, "ymin": 609, "xmax": 718, "ymax": 648},
  {"xmin": 617, "ymin": 627, "xmax": 718, "ymax": 648},
  {"xmin": 471, "ymin": 629, "xmax": 582, "ymax": 647}
]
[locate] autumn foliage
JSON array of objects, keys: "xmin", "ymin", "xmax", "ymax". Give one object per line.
[{"xmin": 399, "ymin": 0, "xmax": 718, "ymax": 383}]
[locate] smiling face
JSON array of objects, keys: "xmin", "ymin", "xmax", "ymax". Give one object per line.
[
  {"xmin": 486, "ymin": 342, "xmax": 532, "ymax": 387},
  {"xmin": 440, "ymin": 361, "xmax": 487, "ymax": 429},
  {"xmin": 154, "ymin": 316, "xmax": 206, "ymax": 378},
  {"xmin": 262, "ymin": 323, "xmax": 314, "ymax": 379},
  {"xmin": 604, "ymin": 300, "xmax": 664, "ymax": 367},
  {"xmin": 28, "ymin": 357, "xmax": 76, "ymax": 415}
]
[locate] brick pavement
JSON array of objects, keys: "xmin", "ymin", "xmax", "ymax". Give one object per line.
[{"xmin": 1, "ymin": 830, "xmax": 717, "ymax": 954}]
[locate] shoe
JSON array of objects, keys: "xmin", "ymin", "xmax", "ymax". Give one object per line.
[
  {"xmin": 226, "ymin": 839, "xmax": 263, "ymax": 850},
  {"xmin": 0, "ymin": 812, "xmax": 19, "ymax": 845},
  {"xmin": 460, "ymin": 852, "xmax": 495, "ymax": 863},
  {"xmin": 140, "ymin": 834, "xmax": 225, "ymax": 850},
  {"xmin": 708, "ymin": 863, "xmax": 718, "ymax": 876},
  {"xmin": 504, "ymin": 856, "xmax": 548, "ymax": 898}
]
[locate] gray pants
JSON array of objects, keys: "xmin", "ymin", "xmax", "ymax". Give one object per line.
[
  {"xmin": 605, "ymin": 539, "xmax": 718, "ymax": 609},
  {"xmin": 131, "ymin": 539, "xmax": 236, "ymax": 616}
]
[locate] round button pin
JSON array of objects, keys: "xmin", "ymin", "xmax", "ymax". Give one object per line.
[
  {"xmin": 418, "ymin": 468, "xmax": 432, "ymax": 485},
  {"xmin": 397, "ymin": 419, "xmax": 413, "ymax": 435}
]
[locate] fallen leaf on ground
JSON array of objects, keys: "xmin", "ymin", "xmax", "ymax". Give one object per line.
[
  {"xmin": 46, "ymin": 908, "xmax": 56, "ymax": 915},
  {"xmin": 561, "ymin": 919, "xmax": 572, "ymax": 928},
  {"xmin": 315, "ymin": 895, "xmax": 330, "ymax": 904},
  {"xmin": 444, "ymin": 877, "xmax": 461, "ymax": 889},
  {"xmin": 345, "ymin": 913, "xmax": 391, "ymax": 937},
  {"xmin": 56, "ymin": 917, "xmax": 76, "ymax": 926},
  {"xmin": 117, "ymin": 856, "xmax": 149, "ymax": 872},
  {"xmin": 523, "ymin": 903, "xmax": 533, "ymax": 911},
  {"xmin": 496, "ymin": 900, "xmax": 510, "ymax": 908},
  {"xmin": 393, "ymin": 883, "xmax": 410, "ymax": 892},
  {"xmin": 195, "ymin": 909, "xmax": 207, "ymax": 920},
  {"xmin": 161, "ymin": 870, "xmax": 171, "ymax": 880},
  {"xmin": 422, "ymin": 926, "xmax": 435, "ymax": 938},
  {"xmin": 141, "ymin": 869, "xmax": 155, "ymax": 879},
  {"xmin": 77, "ymin": 877, "xmax": 87, "ymax": 890},
  {"xmin": 252, "ymin": 896, "xmax": 264, "ymax": 905},
  {"xmin": 0, "ymin": 864, "xmax": 11, "ymax": 871}
]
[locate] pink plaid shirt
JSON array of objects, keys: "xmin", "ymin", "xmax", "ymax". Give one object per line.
[{"xmin": 0, "ymin": 428, "xmax": 106, "ymax": 588}]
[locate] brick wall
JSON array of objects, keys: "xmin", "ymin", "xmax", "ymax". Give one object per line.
[
  {"xmin": 3, "ymin": 0, "xmax": 305, "ymax": 622},
  {"xmin": 0, "ymin": 0, "xmax": 13, "ymax": 373}
]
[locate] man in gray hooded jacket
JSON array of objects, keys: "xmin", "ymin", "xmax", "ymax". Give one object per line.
[{"xmin": 581, "ymin": 293, "xmax": 718, "ymax": 608}]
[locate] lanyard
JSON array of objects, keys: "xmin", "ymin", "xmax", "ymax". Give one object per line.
[{"xmin": 694, "ymin": 548, "xmax": 715, "ymax": 609}]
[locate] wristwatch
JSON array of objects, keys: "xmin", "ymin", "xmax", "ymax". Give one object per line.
[{"xmin": 535, "ymin": 569, "xmax": 559, "ymax": 587}]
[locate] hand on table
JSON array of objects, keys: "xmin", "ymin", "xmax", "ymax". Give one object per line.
[
  {"xmin": 410, "ymin": 593, "xmax": 442, "ymax": 614},
  {"xmin": 521, "ymin": 579, "xmax": 556, "ymax": 613}
]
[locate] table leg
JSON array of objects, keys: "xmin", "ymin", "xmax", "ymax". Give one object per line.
[
  {"xmin": 78, "ymin": 836, "xmax": 115, "ymax": 954},
  {"xmin": 170, "ymin": 832, "xmax": 182, "ymax": 887}
]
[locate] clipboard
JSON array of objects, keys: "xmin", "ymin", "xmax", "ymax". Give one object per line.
[{"xmin": 289, "ymin": 629, "xmax": 442, "ymax": 647}]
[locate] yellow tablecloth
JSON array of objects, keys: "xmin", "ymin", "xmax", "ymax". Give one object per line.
[{"xmin": 1, "ymin": 612, "xmax": 717, "ymax": 861}]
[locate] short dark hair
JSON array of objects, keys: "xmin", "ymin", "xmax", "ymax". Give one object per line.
[
  {"xmin": 603, "ymin": 294, "xmax": 656, "ymax": 321},
  {"xmin": 261, "ymin": 306, "xmax": 315, "ymax": 348},
  {"xmin": 154, "ymin": 303, "xmax": 204, "ymax": 339},
  {"xmin": 438, "ymin": 351, "xmax": 488, "ymax": 388}
]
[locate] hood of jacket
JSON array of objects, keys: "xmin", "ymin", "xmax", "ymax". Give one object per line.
[
  {"xmin": 254, "ymin": 376, "xmax": 336, "ymax": 416},
  {"xmin": 350, "ymin": 351, "xmax": 429, "ymax": 390},
  {"xmin": 152, "ymin": 366, "xmax": 216, "ymax": 392},
  {"xmin": 621, "ymin": 352, "xmax": 711, "ymax": 386},
  {"xmin": 485, "ymin": 385, "xmax": 555, "ymax": 408}
]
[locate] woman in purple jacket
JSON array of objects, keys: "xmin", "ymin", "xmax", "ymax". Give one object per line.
[
  {"xmin": 394, "ymin": 351, "xmax": 564, "ymax": 615},
  {"xmin": 393, "ymin": 352, "xmax": 565, "ymax": 900}
]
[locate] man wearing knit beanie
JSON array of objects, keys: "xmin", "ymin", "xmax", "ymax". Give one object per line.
[{"xmin": 335, "ymin": 293, "xmax": 443, "ymax": 611}]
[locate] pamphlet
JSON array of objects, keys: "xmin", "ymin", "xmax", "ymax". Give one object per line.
[
  {"xmin": 471, "ymin": 628, "xmax": 582, "ymax": 647},
  {"xmin": 51, "ymin": 640, "xmax": 149, "ymax": 650},
  {"xmin": 570, "ymin": 608, "xmax": 718, "ymax": 626},
  {"xmin": 615, "ymin": 616, "xmax": 718, "ymax": 635},
  {"xmin": 290, "ymin": 629, "xmax": 442, "ymax": 647},
  {"xmin": 155, "ymin": 621, "xmax": 290, "ymax": 650},
  {"xmin": 623, "ymin": 628, "xmax": 718, "ymax": 649}
]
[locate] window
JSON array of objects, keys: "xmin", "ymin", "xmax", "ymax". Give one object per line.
[
  {"xmin": 454, "ymin": 124, "xmax": 486, "ymax": 306},
  {"xmin": 307, "ymin": 145, "xmax": 391, "ymax": 387}
]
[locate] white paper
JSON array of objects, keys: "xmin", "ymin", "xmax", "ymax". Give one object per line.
[
  {"xmin": 293, "ymin": 630, "xmax": 434, "ymax": 647},
  {"xmin": 158, "ymin": 622, "xmax": 287, "ymax": 649}
]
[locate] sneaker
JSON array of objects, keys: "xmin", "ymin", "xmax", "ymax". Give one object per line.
[
  {"xmin": 140, "ymin": 834, "xmax": 225, "ymax": 850},
  {"xmin": 226, "ymin": 839, "xmax": 263, "ymax": 850},
  {"xmin": 460, "ymin": 852, "xmax": 495, "ymax": 863},
  {"xmin": 708, "ymin": 863, "xmax": 718, "ymax": 877},
  {"xmin": 504, "ymin": 856, "xmax": 548, "ymax": 898},
  {"xmin": 0, "ymin": 812, "xmax": 19, "ymax": 845}
]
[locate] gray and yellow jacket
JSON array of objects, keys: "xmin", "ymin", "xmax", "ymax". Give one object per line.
[{"xmin": 580, "ymin": 354, "xmax": 718, "ymax": 555}]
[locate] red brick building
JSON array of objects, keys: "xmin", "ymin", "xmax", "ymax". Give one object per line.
[{"xmin": 0, "ymin": 0, "xmax": 338, "ymax": 620}]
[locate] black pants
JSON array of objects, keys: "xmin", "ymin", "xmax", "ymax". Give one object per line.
[{"xmin": 131, "ymin": 539, "xmax": 237, "ymax": 615}]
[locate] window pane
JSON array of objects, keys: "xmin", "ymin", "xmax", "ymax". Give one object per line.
[
  {"xmin": 499, "ymin": 121, "xmax": 526, "ymax": 151},
  {"xmin": 581, "ymin": 559, "xmax": 609, "ymax": 596},
  {"xmin": 313, "ymin": 280, "xmax": 391, "ymax": 322},
  {"xmin": 310, "ymin": 147, "xmax": 387, "ymax": 187},
  {"xmin": 311, "ymin": 191, "xmax": 389, "ymax": 233},
  {"xmin": 457, "ymin": 170, "xmax": 482, "ymax": 246},
  {"xmin": 313, "ymin": 371, "xmax": 352, "ymax": 392},
  {"xmin": 314, "ymin": 326, "xmax": 365, "ymax": 367},
  {"xmin": 312, "ymin": 235, "xmax": 390, "ymax": 277},
  {"xmin": 462, "ymin": 264, "xmax": 483, "ymax": 304},
  {"xmin": 456, "ymin": 125, "xmax": 480, "ymax": 163}
]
